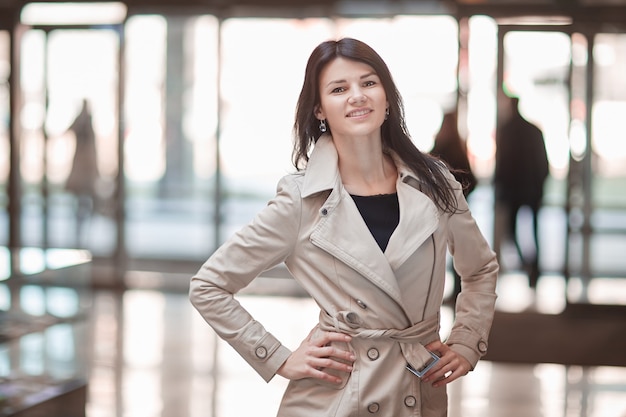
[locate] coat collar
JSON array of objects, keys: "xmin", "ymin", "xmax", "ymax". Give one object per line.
[
  {"xmin": 301, "ymin": 134, "xmax": 340, "ymax": 198},
  {"xmin": 304, "ymin": 134, "xmax": 440, "ymax": 307},
  {"xmin": 301, "ymin": 134, "xmax": 425, "ymax": 198}
]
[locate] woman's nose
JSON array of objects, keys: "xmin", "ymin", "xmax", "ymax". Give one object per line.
[{"xmin": 349, "ymin": 88, "xmax": 366, "ymax": 104}]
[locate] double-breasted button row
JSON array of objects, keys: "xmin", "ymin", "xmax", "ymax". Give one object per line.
[
  {"xmin": 320, "ymin": 208, "xmax": 328, "ymax": 216},
  {"xmin": 365, "ymin": 396, "xmax": 415, "ymax": 413}
]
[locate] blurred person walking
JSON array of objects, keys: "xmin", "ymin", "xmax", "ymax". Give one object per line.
[
  {"xmin": 494, "ymin": 95, "xmax": 549, "ymax": 289},
  {"xmin": 65, "ymin": 98, "xmax": 100, "ymax": 246},
  {"xmin": 430, "ymin": 110, "xmax": 477, "ymax": 302}
]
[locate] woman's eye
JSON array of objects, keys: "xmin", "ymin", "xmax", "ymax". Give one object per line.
[
  {"xmin": 331, "ymin": 87, "xmax": 346, "ymax": 93},
  {"xmin": 363, "ymin": 80, "xmax": 376, "ymax": 87}
]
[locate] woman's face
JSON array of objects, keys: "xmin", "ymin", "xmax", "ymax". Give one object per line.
[{"xmin": 315, "ymin": 57, "xmax": 388, "ymax": 140}]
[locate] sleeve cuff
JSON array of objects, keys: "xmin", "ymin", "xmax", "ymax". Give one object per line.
[
  {"xmin": 258, "ymin": 344, "xmax": 292, "ymax": 382},
  {"xmin": 447, "ymin": 329, "xmax": 489, "ymax": 369}
]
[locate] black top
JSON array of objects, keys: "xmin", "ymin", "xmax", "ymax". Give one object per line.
[{"xmin": 350, "ymin": 193, "xmax": 400, "ymax": 252}]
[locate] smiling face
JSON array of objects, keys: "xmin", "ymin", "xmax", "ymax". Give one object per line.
[{"xmin": 315, "ymin": 57, "xmax": 388, "ymax": 140}]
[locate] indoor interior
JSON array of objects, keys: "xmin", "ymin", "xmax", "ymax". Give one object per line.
[{"xmin": 0, "ymin": 0, "xmax": 625, "ymax": 416}]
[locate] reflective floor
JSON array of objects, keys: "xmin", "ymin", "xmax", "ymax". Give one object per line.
[{"xmin": 84, "ymin": 273, "xmax": 626, "ymax": 417}]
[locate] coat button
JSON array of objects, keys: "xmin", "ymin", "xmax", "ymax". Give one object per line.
[
  {"xmin": 367, "ymin": 348, "xmax": 380, "ymax": 361},
  {"xmin": 255, "ymin": 346, "xmax": 268, "ymax": 359},
  {"xmin": 346, "ymin": 312, "xmax": 359, "ymax": 324},
  {"xmin": 321, "ymin": 208, "xmax": 328, "ymax": 216},
  {"xmin": 356, "ymin": 299, "xmax": 367, "ymax": 309},
  {"xmin": 477, "ymin": 340, "xmax": 488, "ymax": 353},
  {"xmin": 404, "ymin": 395, "xmax": 417, "ymax": 407},
  {"xmin": 367, "ymin": 402, "xmax": 380, "ymax": 413}
]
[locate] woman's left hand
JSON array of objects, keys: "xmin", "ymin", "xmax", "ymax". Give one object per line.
[{"xmin": 421, "ymin": 340, "xmax": 472, "ymax": 387}]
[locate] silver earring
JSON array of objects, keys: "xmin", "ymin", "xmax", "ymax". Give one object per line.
[
  {"xmin": 385, "ymin": 108, "xmax": 389, "ymax": 120},
  {"xmin": 319, "ymin": 119, "xmax": 327, "ymax": 133}
]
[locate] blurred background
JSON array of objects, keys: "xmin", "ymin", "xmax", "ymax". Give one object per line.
[{"xmin": 0, "ymin": 0, "xmax": 625, "ymax": 416}]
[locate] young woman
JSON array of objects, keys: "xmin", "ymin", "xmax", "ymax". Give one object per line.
[{"xmin": 190, "ymin": 37, "xmax": 498, "ymax": 417}]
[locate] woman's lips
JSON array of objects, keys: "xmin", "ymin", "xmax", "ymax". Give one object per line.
[{"xmin": 347, "ymin": 108, "xmax": 372, "ymax": 118}]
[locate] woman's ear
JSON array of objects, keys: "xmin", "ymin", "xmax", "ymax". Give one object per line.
[{"xmin": 314, "ymin": 105, "xmax": 325, "ymax": 121}]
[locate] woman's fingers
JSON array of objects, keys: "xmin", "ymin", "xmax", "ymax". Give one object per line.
[
  {"xmin": 278, "ymin": 330, "xmax": 354, "ymax": 383},
  {"xmin": 309, "ymin": 330, "xmax": 355, "ymax": 368},
  {"xmin": 313, "ymin": 331, "xmax": 352, "ymax": 345},
  {"xmin": 309, "ymin": 349, "xmax": 354, "ymax": 371},
  {"xmin": 421, "ymin": 340, "xmax": 471, "ymax": 387},
  {"xmin": 315, "ymin": 344, "xmax": 355, "ymax": 363}
]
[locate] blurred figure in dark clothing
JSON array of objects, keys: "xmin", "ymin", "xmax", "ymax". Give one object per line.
[
  {"xmin": 431, "ymin": 111, "xmax": 477, "ymax": 197},
  {"xmin": 430, "ymin": 110, "xmax": 477, "ymax": 301},
  {"xmin": 494, "ymin": 96, "xmax": 549, "ymax": 289},
  {"xmin": 65, "ymin": 99, "xmax": 99, "ymax": 246}
]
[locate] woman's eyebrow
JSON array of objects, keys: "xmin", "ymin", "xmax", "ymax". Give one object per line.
[{"xmin": 325, "ymin": 72, "xmax": 377, "ymax": 88}]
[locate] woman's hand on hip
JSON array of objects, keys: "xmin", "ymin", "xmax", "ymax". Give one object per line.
[
  {"xmin": 421, "ymin": 340, "xmax": 472, "ymax": 387},
  {"xmin": 276, "ymin": 327, "xmax": 355, "ymax": 384}
]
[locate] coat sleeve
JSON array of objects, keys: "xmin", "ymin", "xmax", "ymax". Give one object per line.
[
  {"xmin": 189, "ymin": 175, "xmax": 301, "ymax": 382},
  {"xmin": 444, "ymin": 177, "xmax": 499, "ymax": 368}
]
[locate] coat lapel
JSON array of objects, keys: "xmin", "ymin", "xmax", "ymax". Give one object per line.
[
  {"xmin": 301, "ymin": 135, "xmax": 440, "ymax": 306},
  {"xmin": 384, "ymin": 175, "xmax": 440, "ymax": 270},
  {"xmin": 310, "ymin": 186, "xmax": 403, "ymax": 303},
  {"xmin": 303, "ymin": 135, "xmax": 403, "ymax": 303}
]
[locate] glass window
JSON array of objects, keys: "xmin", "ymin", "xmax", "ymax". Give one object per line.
[
  {"xmin": 123, "ymin": 15, "xmax": 219, "ymax": 260},
  {"xmin": 45, "ymin": 29, "xmax": 120, "ymax": 254},
  {"xmin": 590, "ymin": 33, "xmax": 626, "ymax": 276},
  {"xmin": 17, "ymin": 27, "xmax": 120, "ymax": 253},
  {"xmin": 218, "ymin": 18, "xmax": 332, "ymax": 240},
  {"xmin": 0, "ymin": 30, "xmax": 9, "ymax": 246},
  {"xmin": 593, "ymin": 34, "xmax": 626, "ymax": 181}
]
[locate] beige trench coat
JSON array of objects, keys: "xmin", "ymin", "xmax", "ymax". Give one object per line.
[{"xmin": 190, "ymin": 135, "xmax": 499, "ymax": 417}]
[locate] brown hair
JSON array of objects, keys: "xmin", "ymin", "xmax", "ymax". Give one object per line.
[{"xmin": 293, "ymin": 37, "xmax": 458, "ymax": 213}]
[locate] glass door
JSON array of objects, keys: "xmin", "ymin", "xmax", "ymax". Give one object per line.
[
  {"xmin": 495, "ymin": 24, "xmax": 626, "ymax": 304},
  {"xmin": 15, "ymin": 1, "xmax": 126, "ymax": 281},
  {"xmin": 585, "ymin": 33, "xmax": 626, "ymax": 293},
  {"xmin": 493, "ymin": 25, "xmax": 573, "ymax": 303}
]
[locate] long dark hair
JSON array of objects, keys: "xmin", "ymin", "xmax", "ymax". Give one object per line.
[{"xmin": 293, "ymin": 37, "xmax": 458, "ymax": 213}]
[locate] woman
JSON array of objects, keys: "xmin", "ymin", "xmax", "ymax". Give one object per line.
[{"xmin": 190, "ymin": 38, "xmax": 498, "ymax": 417}]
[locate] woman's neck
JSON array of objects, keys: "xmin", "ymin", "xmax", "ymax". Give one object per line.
[{"xmin": 334, "ymin": 135, "xmax": 397, "ymax": 196}]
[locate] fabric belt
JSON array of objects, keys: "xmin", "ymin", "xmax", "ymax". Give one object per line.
[{"xmin": 319, "ymin": 311, "xmax": 440, "ymax": 373}]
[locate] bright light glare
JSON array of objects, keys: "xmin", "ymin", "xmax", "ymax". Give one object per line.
[
  {"xmin": 467, "ymin": 16, "xmax": 498, "ymax": 178},
  {"xmin": 124, "ymin": 15, "xmax": 167, "ymax": 183},
  {"xmin": 593, "ymin": 101, "xmax": 626, "ymax": 176},
  {"xmin": 21, "ymin": 2, "xmax": 127, "ymax": 25}
]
